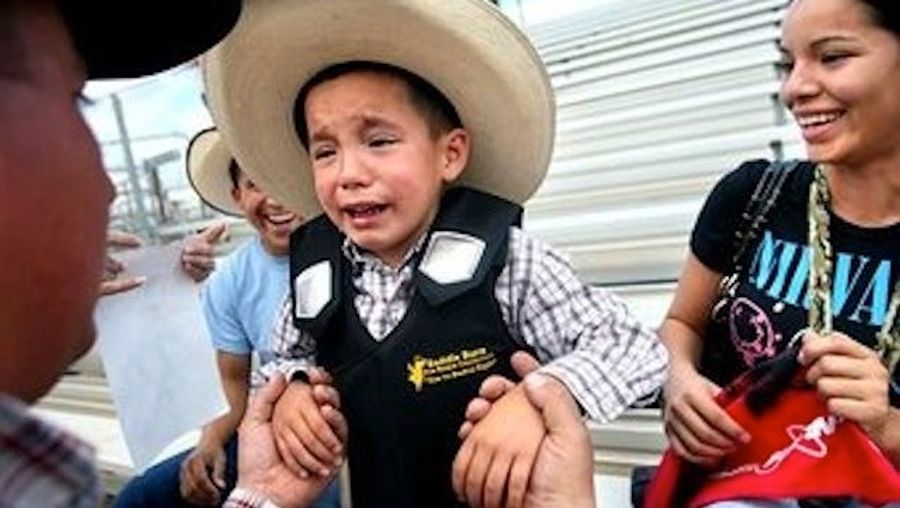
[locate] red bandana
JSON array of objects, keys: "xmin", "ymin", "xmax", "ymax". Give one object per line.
[{"xmin": 645, "ymin": 371, "xmax": 900, "ymax": 507}]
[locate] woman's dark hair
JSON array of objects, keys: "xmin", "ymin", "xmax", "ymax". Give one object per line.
[
  {"xmin": 292, "ymin": 61, "xmax": 463, "ymax": 150},
  {"xmin": 858, "ymin": 0, "xmax": 900, "ymax": 36},
  {"xmin": 789, "ymin": 0, "xmax": 899, "ymax": 36}
]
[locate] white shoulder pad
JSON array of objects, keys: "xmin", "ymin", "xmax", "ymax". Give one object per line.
[
  {"xmin": 293, "ymin": 260, "xmax": 332, "ymax": 319},
  {"xmin": 419, "ymin": 231, "xmax": 485, "ymax": 285}
]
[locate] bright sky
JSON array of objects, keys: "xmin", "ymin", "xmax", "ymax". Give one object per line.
[{"xmin": 83, "ymin": 64, "xmax": 211, "ymax": 190}]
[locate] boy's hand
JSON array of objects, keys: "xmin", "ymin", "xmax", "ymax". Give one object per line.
[
  {"xmin": 452, "ymin": 382, "xmax": 546, "ymax": 508},
  {"xmin": 459, "ymin": 352, "xmax": 541, "ymax": 440},
  {"xmin": 272, "ymin": 371, "xmax": 345, "ymax": 479},
  {"xmin": 179, "ymin": 439, "xmax": 227, "ymax": 506}
]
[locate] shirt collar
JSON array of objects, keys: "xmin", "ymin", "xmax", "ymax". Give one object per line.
[{"xmin": 341, "ymin": 231, "xmax": 429, "ymax": 273}]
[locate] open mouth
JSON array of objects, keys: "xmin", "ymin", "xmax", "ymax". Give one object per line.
[
  {"xmin": 342, "ymin": 203, "xmax": 388, "ymax": 220},
  {"xmin": 795, "ymin": 111, "xmax": 844, "ymax": 129},
  {"xmin": 264, "ymin": 212, "xmax": 296, "ymax": 226}
]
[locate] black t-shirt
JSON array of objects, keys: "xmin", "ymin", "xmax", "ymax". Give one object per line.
[{"xmin": 691, "ymin": 159, "xmax": 900, "ymax": 386}]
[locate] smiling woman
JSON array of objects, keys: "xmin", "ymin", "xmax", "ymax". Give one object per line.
[
  {"xmin": 653, "ymin": 0, "xmax": 900, "ymax": 505},
  {"xmin": 780, "ymin": 0, "xmax": 900, "ymax": 183}
]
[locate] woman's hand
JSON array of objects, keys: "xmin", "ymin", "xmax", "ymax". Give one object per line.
[
  {"xmin": 663, "ymin": 359, "xmax": 751, "ymax": 465},
  {"xmin": 800, "ymin": 332, "xmax": 892, "ymax": 436}
]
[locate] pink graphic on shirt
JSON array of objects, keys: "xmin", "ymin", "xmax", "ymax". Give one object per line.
[{"xmin": 729, "ymin": 297, "xmax": 783, "ymax": 366}]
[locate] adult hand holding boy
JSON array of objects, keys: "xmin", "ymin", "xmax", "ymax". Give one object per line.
[
  {"xmin": 459, "ymin": 352, "xmax": 595, "ymax": 508},
  {"xmin": 272, "ymin": 368, "xmax": 346, "ymax": 479},
  {"xmin": 452, "ymin": 374, "xmax": 547, "ymax": 508},
  {"xmin": 234, "ymin": 372, "xmax": 347, "ymax": 508}
]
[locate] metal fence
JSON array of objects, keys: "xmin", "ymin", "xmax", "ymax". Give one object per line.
[{"xmin": 82, "ymin": 63, "xmax": 226, "ymax": 243}]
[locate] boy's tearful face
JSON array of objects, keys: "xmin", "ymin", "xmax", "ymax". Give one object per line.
[{"xmin": 304, "ymin": 71, "xmax": 467, "ymax": 267}]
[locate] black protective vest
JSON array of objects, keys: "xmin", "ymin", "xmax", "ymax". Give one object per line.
[{"xmin": 289, "ymin": 187, "xmax": 530, "ymax": 508}]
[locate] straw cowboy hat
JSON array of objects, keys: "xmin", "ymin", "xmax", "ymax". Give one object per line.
[
  {"xmin": 202, "ymin": 0, "xmax": 555, "ymax": 217},
  {"xmin": 186, "ymin": 128, "xmax": 242, "ymax": 216}
]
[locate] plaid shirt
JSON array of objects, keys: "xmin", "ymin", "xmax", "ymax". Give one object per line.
[
  {"xmin": 266, "ymin": 227, "xmax": 668, "ymax": 421},
  {"xmin": 0, "ymin": 395, "xmax": 101, "ymax": 508}
]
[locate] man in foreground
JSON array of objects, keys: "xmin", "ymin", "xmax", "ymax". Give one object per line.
[{"xmin": 0, "ymin": 2, "xmax": 343, "ymax": 507}]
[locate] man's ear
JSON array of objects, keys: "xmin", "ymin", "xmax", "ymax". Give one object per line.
[{"xmin": 439, "ymin": 128, "xmax": 470, "ymax": 184}]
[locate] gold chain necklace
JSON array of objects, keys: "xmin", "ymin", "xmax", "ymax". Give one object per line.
[{"xmin": 808, "ymin": 164, "xmax": 900, "ymax": 374}]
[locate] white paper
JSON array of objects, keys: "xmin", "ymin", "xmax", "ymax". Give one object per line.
[{"xmin": 95, "ymin": 244, "xmax": 228, "ymax": 473}]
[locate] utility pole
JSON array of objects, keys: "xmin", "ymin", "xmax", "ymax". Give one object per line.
[
  {"xmin": 142, "ymin": 150, "xmax": 181, "ymax": 225},
  {"xmin": 111, "ymin": 93, "xmax": 153, "ymax": 239}
]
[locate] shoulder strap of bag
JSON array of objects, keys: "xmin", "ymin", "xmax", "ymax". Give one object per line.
[{"xmin": 728, "ymin": 159, "xmax": 799, "ymax": 278}]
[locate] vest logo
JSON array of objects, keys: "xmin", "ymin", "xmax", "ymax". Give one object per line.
[
  {"xmin": 407, "ymin": 358, "xmax": 427, "ymax": 392},
  {"xmin": 406, "ymin": 347, "xmax": 497, "ymax": 392}
]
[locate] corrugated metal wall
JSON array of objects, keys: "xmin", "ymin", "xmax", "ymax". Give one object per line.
[{"xmin": 525, "ymin": 0, "xmax": 801, "ymax": 287}]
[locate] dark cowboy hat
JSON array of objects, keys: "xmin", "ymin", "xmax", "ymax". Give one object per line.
[{"xmin": 57, "ymin": 0, "xmax": 241, "ymax": 79}]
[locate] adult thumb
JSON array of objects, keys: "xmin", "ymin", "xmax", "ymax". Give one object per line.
[
  {"xmin": 212, "ymin": 449, "xmax": 226, "ymax": 489},
  {"xmin": 246, "ymin": 374, "xmax": 287, "ymax": 423},
  {"xmin": 511, "ymin": 351, "xmax": 541, "ymax": 379},
  {"xmin": 523, "ymin": 374, "xmax": 581, "ymax": 433},
  {"xmin": 203, "ymin": 222, "xmax": 228, "ymax": 243}
]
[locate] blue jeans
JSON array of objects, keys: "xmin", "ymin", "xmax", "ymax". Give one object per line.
[{"xmin": 114, "ymin": 435, "xmax": 341, "ymax": 507}]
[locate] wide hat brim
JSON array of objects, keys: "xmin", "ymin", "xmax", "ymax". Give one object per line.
[
  {"xmin": 203, "ymin": 0, "xmax": 555, "ymax": 217},
  {"xmin": 186, "ymin": 128, "xmax": 242, "ymax": 216},
  {"xmin": 58, "ymin": 0, "xmax": 241, "ymax": 79}
]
